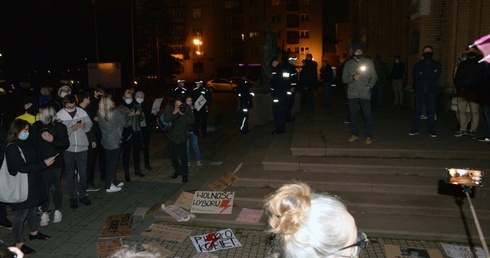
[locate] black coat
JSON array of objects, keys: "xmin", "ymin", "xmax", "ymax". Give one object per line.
[
  {"xmin": 5, "ymin": 140, "xmax": 48, "ymax": 209},
  {"xmin": 412, "ymin": 58, "xmax": 442, "ymax": 94},
  {"xmin": 454, "ymin": 57, "xmax": 486, "ymax": 93},
  {"xmin": 31, "ymin": 121, "xmax": 70, "ymax": 169}
]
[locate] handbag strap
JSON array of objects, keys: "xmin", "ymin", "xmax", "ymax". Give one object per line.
[{"xmin": 6, "ymin": 143, "xmax": 26, "ymax": 163}]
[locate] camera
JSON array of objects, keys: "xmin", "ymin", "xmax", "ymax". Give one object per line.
[{"xmin": 179, "ymin": 104, "xmax": 186, "ymax": 113}]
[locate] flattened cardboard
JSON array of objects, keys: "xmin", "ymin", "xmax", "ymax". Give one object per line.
[
  {"xmin": 141, "ymin": 224, "xmax": 192, "ymax": 242},
  {"xmin": 174, "ymin": 191, "xmax": 194, "ymax": 210},
  {"xmin": 96, "ymin": 239, "xmax": 123, "ymax": 258},
  {"xmin": 384, "ymin": 244, "xmax": 443, "ymax": 258},
  {"xmin": 100, "ymin": 214, "xmax": 133, "ymax": 239},
  {"xmin": 208, "ymin": 173, "xmax": 238, "ymax": 191}
]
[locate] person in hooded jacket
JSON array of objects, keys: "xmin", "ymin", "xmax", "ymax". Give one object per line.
[
  {"xmin": 47, "ymin": 85, "xmax": 71, "ymax": 112},
  {"xmin": 15, "ymin": 96, "xmax": 39, "ymax": 125},
  {"xmin": 31, "ymin": 106, "xmax": 69, "ymax": 226},
  {"xmin": 5, "ymin": 119, "xmax": 56, "ymax": 254}
]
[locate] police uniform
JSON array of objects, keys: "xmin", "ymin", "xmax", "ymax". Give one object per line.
[
  {"xmin": 172, "ymin": 80, "xmax": 188, "ymax": 99},
  {"xmin": 190, "ymin": 81, "xmax": 212, "ymax": 137},
  {"xmin": 285, "ymin": 58, "xmax": 299, "ymax": 121},
  {"xmin": 237, "ymin": 79, "xmax": 254, "ymax": 134},
  {"xmin": 269, "ymin": 61, "xmax": 293, "ymax": 134}
]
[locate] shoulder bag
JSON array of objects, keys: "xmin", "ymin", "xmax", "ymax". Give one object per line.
[{"xmin": 0, "ymin": 144, "xmax": 29, "ymax": 203}]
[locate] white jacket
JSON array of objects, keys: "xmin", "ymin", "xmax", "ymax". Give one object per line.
[{"xmin": 57, "ymin": 107, "xmax": 93, "ymax": 153}]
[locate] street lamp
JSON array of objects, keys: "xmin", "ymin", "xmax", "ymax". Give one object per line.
[{"xmin": 193, "ymin": 36, "xmax": 203, "ymax": 80}]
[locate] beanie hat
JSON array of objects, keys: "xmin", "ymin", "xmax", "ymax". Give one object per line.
[
  {"xmin": 135, "ymin": 91, "xmax": 145, "ymax": 98},
  {"xmin": 352, "ymin": 43, "xmax": 363, "ymax": 53}
]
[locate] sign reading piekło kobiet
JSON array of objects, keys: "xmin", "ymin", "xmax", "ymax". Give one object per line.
[{"xmin": 190, "ymin": 191, "xmax": 234, "ymax": 214}]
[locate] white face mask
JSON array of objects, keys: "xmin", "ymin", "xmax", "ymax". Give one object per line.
[
  {"xmin": 60, "ymin": 92, "xmax": 68, "ymax": 98},
  {"xmin": 186, "ymin": 101, "xmax": 192, "ymax": 105},
  {"xmin": 136, "ymin": 98, "xmax": 144, "ymax": 104},
  {"xmin": 65, "ymin": 107, "xmax": 76, "ymax": 112},
  {"xmin": 124, "ymin": 98, "xmax": 133, "ymax": 105}
]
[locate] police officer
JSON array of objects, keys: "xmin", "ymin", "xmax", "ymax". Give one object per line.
[
  {"xmin": 285, "ymin": 56, "xmax": 299, "ymax": 121},
  {"xmin": 269, "ymin": 56, "xmax": 294, "ymax": 135},
  {"xmin": 237, "ymin": 77, "xmax": 254, "ymax": 134},
  {"xmin": 191, "ymin": 80, "xmax": 212, "ymax": 137},
  {"xmin": 172, "ymin": 79, "xmax": 188, "ymax": 99}
]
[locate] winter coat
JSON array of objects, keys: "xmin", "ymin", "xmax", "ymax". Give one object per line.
[
  {"xmin": 342, "ymin": 57, "xmax": 378, "ymax": 99},
  {"xmin": 454, "ymin": 57, "xmax": 486, "ymax": 93},
  {"xmin": 97, "ymin": 108, "xmax": 126, "ymax": 150},
  {"xmin": 57, "ymin": 107, "xmax": 93, "ymax": 153},
  {"xmin": 163, "ymin": 102, "xmax": 195, "ymax": 144},
  {"xmin": 412, "ymin": 58, "xmax": 442, "ymax": 94},
  {"xmin": 118, "ymin": 101, "xmax": 144, "ymax": 132},
  {"xmin": 5, "ymin": 140, "xmax": 48, "ymax": 209},
  {"xmin": 31, "ymin": 121, "xmax": 69, "ymax": 169}
]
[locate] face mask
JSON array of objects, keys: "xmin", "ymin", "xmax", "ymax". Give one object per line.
[
  {"xmin": 60, "ymin": 92, "xmax": 68, "ymax": 98},
  {"xmin": 65, "ymin": 107, "xmax": 75, "ymax": 112},
  {"xmin": 136, "ymin": 98, "xmax": 144, "ymax": 104},
  {"xmin": 39, "ymin": 116, "xmax": 45, "ymax": 123},
  {"xmin": 125, "ymin": 98, "xmax": 133, "ymax": 105},
  {"xmin": 18, "ymin": 132, "xmax": 29, "ymax": 141},
  {"xmin": 467, "ymin": 52, "xmax": 477, "ymax": 58},
  {"xmin": 354, "ymin": 54, "xmax": 363, "ymax": 59},
  {"xmin": 186, "ymin": 101, "xmax": 192, "ymax": 105},
  {"xmin": 422, "ymin": 52, "xmax": 433, "ymax": 60},
  {"xmin": 460, "ymin": 57, "xmax": 467, "ymax": 62}
]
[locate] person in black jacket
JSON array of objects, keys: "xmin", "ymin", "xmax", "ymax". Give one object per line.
[
  {"xmin": 300, "ymin": 54, "xmax": 318, "ymax": 115},
  {"xmin": 78, "ymin": 91, "xmax": 99, "ymax": 191},
  {"xmin": 86, "ymin": 85, "xmax": 107, "ymax": 183},
  {"xmin": 320, "ymin": 60, "xmax": 334, "ymax": 107},
  {"xmin": 31, "ymin": 106, "xmax": 69, "ymax": 226},
  {"xmin": 391, "ymin": 55, "xmax": 405, "ymax": 106},
  {"xmin": 190, "ymin": 81, "xmax": 212, "ymax": 137},
  {"xmin": 409, "ymin": 45, "xmax": 442, "ymax": 137},
  {"xmin": 453, "ymin": 46, "xmax": 485, "ymax": 138},
  {"xmin": 0, "ymin": 126, "xmax": 12, "ymax": 229},
  {"xmin": 163, "ymin": 97, "xmax": 195, "ymax": 183},
  {"xmin": 135, "ymin": 91, "xmax": 155, "ymax": 170},
  {"xmin": 236, "ymin": 77, "xmax": 254, "ymax": 134},
  {"xmin": 5, "ymin": 119, "xmax": 56, "ymax": 254}
]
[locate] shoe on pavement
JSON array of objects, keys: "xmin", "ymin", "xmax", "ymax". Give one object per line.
[
  {"xmin": 182, "ymin": 176, "xmax": 189, "ymax": 183},
  {"xmin": 19, "ymin": 244, "xmax": 35, "ymax": 254},
  {"xmin": 477, "ymin": 137, "xmax": 490, "ymax": 143},
  {"xmin": 87, "ymin": 185, "xmax": 100, "ymax": 192},
  {"xmin": 53, "ymin": 210, "xmax": 62, "ymax": 223},
  {"xmin": 79, "ymin": 196, "xmax": 92, "ymax": 206},
  {"xmin": 117, "ymin": 182, "xmax": 124, "ymax": 187},
  {"xmin": 135, "ymin": 171, "xmax": 145, "ymax": 177},
  {"xmin": 420, "ymin": 115, "xmax": 427, "ymax": 119},
  {"xmin": 365, "ymin": 137, "xmax": 372, "ymax": 144},
  {"xmin": 429, "ymin": 133, "xmax": 437, "ymax": 138},
  {"xmin": 40, "ymin": 213, "xmax": 49, "ymax": 227},
  {"xmin": 106, "ymin": 184, "xmax": 122, "ymax": 193},
  {"xmin": 29, "ymin": 232, "xmax": 50, "ymax": 240},
  {"xmin": 170, "ymin": 173, "xmax": 180, "ymax": 178},
  {"xmin": 454, "ymin": 130, "xmax": 467, "ymax": 137},
  {"xmin": 468, "ymin": 131, "xmax": 476, "ymax": 138},
  {"xmin": 348, "ymin": 135, "xmax": 359, "ymax": 142},
  {"xmin": 188, "ymin": 162, "xmax": 191, "ymax": 166},
  {"xmin": 408, "ymin": 131, "xmax": 419, "ymax": 136},
  {"xmin": 196, "ymin": 161, "xmax": 202, "ymax": 166}
]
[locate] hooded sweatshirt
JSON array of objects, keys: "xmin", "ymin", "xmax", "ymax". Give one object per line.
[{"xmin": 57, "ymin": 107, "xmax": 93, "ymax": 152}]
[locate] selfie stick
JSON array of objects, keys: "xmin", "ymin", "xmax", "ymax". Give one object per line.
[{"xmin": 463, "ymin": 186, "xmax": 490, "ymax": 257}]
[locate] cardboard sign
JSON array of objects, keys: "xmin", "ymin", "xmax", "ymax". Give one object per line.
[
  {"xmin": 151, "ymin": 98, "xmax": 163, "ymax": 114},
  {"xmin": 190, "ymin": 228, "xmax": 242, "ymax": 253},
  {"xmin": 208, "ymin": 173, "xmax": 238, "ymax": 191},
  {"xmin": 194, "ymin": 95, "xmax": 207, "ymax": 111},
  {"xmin": 145, "ymin": 203, "xmax": 164, "ymax": 217},
  {"xmin": 164, "ymin": 205, "xmax": 196, "ymax": 222},
  {"xmin": 99, "ymin": 214, "xmax": 133, "ymax": 239},
  {"xmin": 385, "ymin": 244, "xmax": 443, "ymax": 258},
  {"xmin": 141, "ymin": 224, "xmax": 192, "ymax": 242},
  {"xmin": 174, "ymin": 191, "xmax": 194, "ymax": 210},
  {"xmin": 191, "ymin": 191, "xmax": 235, "ymax": 214},
  {"xmin": 96, "ymin": 239, "xmax": 123, "ymax": 258},
  {"xmin": 235, "ymin": 208, "xmax": 264, "ymax": 223},
  {"xmin": 441, "ymin": 243, "xmax": 486, "ymax": 258}
]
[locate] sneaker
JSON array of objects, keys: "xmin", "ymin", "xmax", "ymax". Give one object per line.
[
  {"xmin": 116, "ymin": 182, "xmax": 124, "ymax": 187},
  {"xmin": 196, "ymin": 161, "xmax": 202, "ymax": 166},
  {"xmin": 454, "ymin": 130, "xmax": 468, "ymax": 137},
  {"xmin": 106, "ymin": 184, "xmax": 122, "ymax": 193},
  {"xmin": 40, "ymin": 213, "xmax": 49, "ymax": 227},
  {"xmin": 343, "ymin": 119, "xmax": 350, "ymax": 124},
  {"xmin": 53, "ymin": 211, "xmax": 62, "ymax": 223},
  {"xmin": 79, "ymin": 196, "xmax": 92, "ymax": 206},
  {"xmin": 429, "ymin": 133, "xmax": 437, "ymax": 138},
  {"xmin": 348, "ymin": 135, "xmax": 359, "ymax": 142},
  {"xmin": 188, "ymin": 162, "xmax": 191, "ymax": 166},
  {"xmin": 365, "ymin": 137, "xmax": 372, "ymax": 144},
  {"xmin": 477, "ymin": 137, "xmax": 490, "ymax": 143},
  {"xmin": 408, "ymin": 131, "xmax": 419, "ymax": 136},
  {"xmin": 420, "ymin": 115, "xmax": 427, "ymax": 119},
  {"xmin": 468, "ymin": 131, "xmax": 476, "ymax": 138},
  {"xmin": 87, "ymin": 185, "xmax": 100, "ymax": 192}
]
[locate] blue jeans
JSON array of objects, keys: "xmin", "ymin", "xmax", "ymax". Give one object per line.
[
  {"xmin": 412, "ymin": 92, "xmax": 436, "ymax": 134},
  {"xmin": 187, "ymin": 132, "xmax": 201, "ymax": 162},
  {"xmin": 13, "ymin": 207, "xmax": 37, "ymax": 244},
  {"xmin": 41, "ymin": 167, "xmax": 63, "ymax": 211},
  {"xmin": 63, "ymin": 150, "xmax": 88, "ymax": 199},
  {"xmin": 348, "ymin": 98, "xmax": 373, "ymax": 137}
]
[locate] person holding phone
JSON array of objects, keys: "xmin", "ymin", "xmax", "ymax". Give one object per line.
[{"xmin": 31, "ymin": 106, "xmax": 69, "ymax": 226}]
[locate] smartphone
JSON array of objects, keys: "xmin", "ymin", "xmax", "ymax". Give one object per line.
[
  {"xmin": 53, "ymin": 153, "xmax": 60, "ymax": 158},
  {"xmin": 77, "ymin": 120, "xmax": 82, "ymax": 124}
]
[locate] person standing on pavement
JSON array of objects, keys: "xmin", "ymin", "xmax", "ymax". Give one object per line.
[
  {"xmin": 191, "ymin": 81, "xmax": 212, "ymax": 137},
  {"xmin": 264, "ymin": 182, "xmax": 368, "ymax": 258},
  {"xmin": 300, "ymin": 54, "xmax": 318, "ymax": 115},
  {"xmin": 185, "ymin": 96, "xmax": 202, "ymax": 166},
  {"xmin": 77, "ymin": 91, "xmax": 99, "ymax": 192},
  {"xmin": 86, "ymin": 85, "xmax": 107, "ymax": 187},
  {"xmin": 285, "ymin": 56, "xmax": 299, "ymax": 121},
  {"xmin": 98, "ymin": 95, "xmax": 126, "ymax": 193},
  {"xmin": 477, "ymin": 62, "xmax": 490, "ymax": 143},
  {"xmin": 453, "ymin": 46, "xmax": 485, "ymax": 138},
  {"xmin": 391, "ymin": 55, "xmax": 405, "ymax": 106},
  {"xmin": 135, "ymin": 91, "xmax": 154, "ymax": 171},
  {"xmin": 15, "ymin": 96, "xmax": 39, "ymax": 125},
  {"xmin": 236, "ymin": 77, "xmax": 254, "ymax": 134},
  {"xmin": 342, "ymin": 43, "xmax": 378, "ymax": 144},
  {"xmin": 173, "ymin": 79, "xmax": 188, "ymax": 99},
  {"xmin": 0, "ymin": 126, "xmax": 12, "ymax": 229},
  {"xmin": 31, "ymin": 106, "xmax": 69, "ymax": 226},
  {"xmin": 270, "ymin": 56, "xmax": 295, "ymax": 134},
  {"xmin": 409, "ymin": 45, "xmax": 442, "ymax": 137},
  {"xmin": 6, "ymin": 119, "xmax": 54, "ymax": 254},
  {"xmin": 320, "ymin": 60, "xmax": 334, "ymax": 107},
  {"xmin": 163, "ymin": 96, "xmax": 195, "ymax": 183},
  {"xmin": 119, "ymin": 89, "xmax": 145, "ymax": 182},
  {"xmin": 47, "ymin": 85, "xmax": 71, "ymax": 112},
  {"xmin": 57, "ymin": 94, "xmax": 93, "ymax": 209},
  {"xmin": 372, "ymin": 54, "xmax": 390, "ymax": 107}
]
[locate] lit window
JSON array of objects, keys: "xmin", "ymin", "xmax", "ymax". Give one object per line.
[
  {"xmin": 300, "ymin": 46, "xmax": 309, "ymax": 55},
  {"xmin": 241, "ymin": 34, "xmax": 245, "ymax": 41},
  {"xmin": 249, "ymin": 32, "xmax": 259, "ymax": 38},
  {"xmin": 300, "ymin": 14, "xmax": 309, "ymax": 22},
  {"xmin": 193, "ymin": 9, "xmax": 202, "ymax": 19},
  {"xmin": 193, "ymin": 28, "xmax": 203, "ymax": 36},
  {"xmin": 300, "ymin": 30, "xmax": 309, "ymax": 38}
]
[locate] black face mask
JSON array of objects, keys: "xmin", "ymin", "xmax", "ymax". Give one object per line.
[
  {"xmin": 467, "ymin": 52, "xmax": 477, "ymax": 58},
  {"xmin": 354, "ymin": 54, "xmax": 363, "ymax": 59},
  {"xmin": 422, "ymin": 52, "xmax": 433, "ymax": 60}
]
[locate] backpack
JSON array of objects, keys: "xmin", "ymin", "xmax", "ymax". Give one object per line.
[{"xmin": 157, "ymin": 112, "xmax": 172, "ymax": 134}]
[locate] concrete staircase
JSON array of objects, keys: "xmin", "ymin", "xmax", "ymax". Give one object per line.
[{"xmin": 154, "ymin": 101, "xmax": 490, "ymax": 244}]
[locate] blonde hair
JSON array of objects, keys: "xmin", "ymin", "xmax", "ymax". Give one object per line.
[
  {"xmin": 40, "ymin": 106, "xmax": 59, "ymax": 124},
  {"xmin": 99, "ymin": 95, "xmax": 115, "ymax": 121},
  {"xmin": 264, "ymin": 183, "xmax": 351, "ymax": 258},
  {"xmin": 109, "ymin": 244, "xmax": 162, "ymax": 258}
]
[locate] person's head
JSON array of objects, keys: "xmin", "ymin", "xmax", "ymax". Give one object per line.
[
  {"xmin": 94, "ymin": 84, "xmax": 106, "ymax": 99},
  {"xmin": 185, "ymin": 96, "xmax": 193, "ymax": 106},
  {"xmin": 58, "ymin": 85, "xmax": 72, "ymax": 98},
  {"xmin": 7, "ymin": 119, "xmax": 30, "ymax": 144},
  {"xmin": 264, "ymin": 183, "xmax": 365, "ymax": 258},
  {"xmin": 271, "ymin": 58, "xmax": 280, "ymax": 68},
  {"xmin": 466, "ymin": 46, "xmax": 480, "ymax": 59},
  {"xmin": 39, "ymin": 106, "xmax": 59, "ymax": 125},
  {"xmin": 195, "ymin": 80, "xmax": 204, "ymax": 88},
  {"xmin": 171, "ymin": 96, "xmax": 185, "ymax": 107},
  {"xmin": 99, "ymin": 94, "xmax": 115, "ymax": 120},
  {"xmin": 135, "ymin": 91, "xmax": 145, "ymax": 104},
  {"xmin": 77, "ymin": 91, "xmax": 91, "ymax": 108},
  {"xmin": 122, "ymin": 89, "xmax": 134, "ymax": 105},
  {"xmin": 460, "ymin": 52, "xmax": 468, "ymax": 62},
  {"xmin": 108, "ymin": 243, "xmax": 162, "ymax": 258},
  {"xmin": 23, "ymin": 96, "xmax": 38, "ymax": 115},
  {"xmin": 288, "ymin": 56, "xmax": 297, "ymax": 66},
  {"xmin": 306, "ymin": 54, "xmax": 313, "ymax": 60},
  {"xmin": 422, "ymin": 45, "xmax": 433, "ymax": 60},
  {"xmin": 394, "ymin": 55, "xmax": 401, "ymax": 63},
  {"xmin": 322, "ymin": 60, "xmax": 329, "ymax": 67},
  {"xmin": 177, "ymin": 79, "xmax": 185, "ymax": 87},
  {"xmin": 351, "ymin": 43, "xmax": 363, "ymax": 58},
  {"xmin": 63, "ymin": 94, "xmax": 77, "ymax": 112}
]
